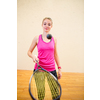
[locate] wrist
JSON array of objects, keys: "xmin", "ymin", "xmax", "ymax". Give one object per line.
[
  {"xmin": 31, "ymin": 55, "xmax": 35, "ymax": 59},
  {"xmin": 58, "ymin": 66, "xmax": 61, "ymax": 69}
]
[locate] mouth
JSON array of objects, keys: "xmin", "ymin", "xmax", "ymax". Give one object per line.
[{"xmin": 45, "ymin": 28, "xmax": 48, "ymax": 30}]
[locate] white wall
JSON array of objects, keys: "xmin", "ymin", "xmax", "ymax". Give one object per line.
[{"xmin": 17, "ymin": 0, "xmax": 84, "ymax": 72}]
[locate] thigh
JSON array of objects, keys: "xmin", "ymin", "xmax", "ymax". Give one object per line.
[{"xmin": 50, "ymin": 70, "xmax": 58, "ymax": 79}]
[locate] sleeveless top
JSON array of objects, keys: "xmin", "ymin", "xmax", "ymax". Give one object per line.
[{"xmin": 34, "ymin": 34, "xmax": 56, "ymax": 71}]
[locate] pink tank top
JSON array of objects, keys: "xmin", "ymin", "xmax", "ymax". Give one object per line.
[{"xmin": 34, "ymin": 34, "xmax": 56, "ymax": 71}]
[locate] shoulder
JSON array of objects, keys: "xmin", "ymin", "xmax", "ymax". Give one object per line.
[
  {"xmin": 34, "ymin": 35, "xmax": 39, "ymax": 40},
  {"xmin": 34, "ymin": 34, "xmax": 41, "ymax": 40},
  {"xmin": 33, "ymin": 34, "xmax": 41, "ymax": 44}
]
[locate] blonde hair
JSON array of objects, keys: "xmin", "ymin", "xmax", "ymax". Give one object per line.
[{"xmin": 42, "ymin": 17, "xmax": 53, "ymax": 25}]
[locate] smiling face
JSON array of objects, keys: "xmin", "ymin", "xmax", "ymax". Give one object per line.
[{"xmin": 42, "ymin": 19, "xmax": 52, "ymax": 33}]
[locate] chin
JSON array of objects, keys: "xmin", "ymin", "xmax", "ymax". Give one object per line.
[{"xmin": 45, "ymin": 30, "xmax": 50, "ymax": 33}]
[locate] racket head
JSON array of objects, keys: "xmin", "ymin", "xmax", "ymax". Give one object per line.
[{"xmin": 29, "ymin": 69, "xmax": 62, "ymax": 100}]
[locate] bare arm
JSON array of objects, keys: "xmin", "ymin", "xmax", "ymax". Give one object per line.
[
  {"xmin": 27, "ymin": 36, "xmax": 39, "ymax": 62},
  {"xmin": 54, "ymin": 38, "xmax": 62, "ymax": 79}
]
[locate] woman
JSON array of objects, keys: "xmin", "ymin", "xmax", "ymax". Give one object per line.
[{"xmin": 27, "ymin": 17, "xmax": 62, "ymax": 99}]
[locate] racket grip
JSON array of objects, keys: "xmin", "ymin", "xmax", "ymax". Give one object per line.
[{"xmin": 35, "ymin": 60, "xmax": 39, "ymax": 67}]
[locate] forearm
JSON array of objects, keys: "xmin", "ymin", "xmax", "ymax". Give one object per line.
[
  {"xmin": 27, "ymin": 51, "xmax": 34, "ymax": 59},
  {"xmin": 27, "ymin": 51, "xmax": 39, "ymax": 63},
  {"xmin": 54, "ymin": 54, "xmax": 61, "ymax": 68},
  {"xmin": 53, "ymin": 37, "xmax": 62, "ymax": 79},
  {"xmin": 55, "ymin": 53, "xmax": 62, "ymax": 79}
]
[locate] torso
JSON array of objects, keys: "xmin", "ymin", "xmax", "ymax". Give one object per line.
[{"xmin": 34, "ymin": 34, "xmax": 56, "ymax": 72}]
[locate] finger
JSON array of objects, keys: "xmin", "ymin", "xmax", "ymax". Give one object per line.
[
  {"xmin": 58, "ymin": 74, "xmax": 61, "ymax": 79},
  {"xmin": 59, "ymin": 75, "xmax": 61, "ymax": 79},
  {"xmin": 59, "ymin": 75, "xmax": 60, "ymax": 79},
  {"xmin": 33, "ymin": 58, "xmax": 36, "ymax": 63},
  {"xmin": 33, "ymin": 58, "xmax": 37, "ymax": 63},
  {"xmin": 36, "ymin": 58, "xmax": 39, "ymax": 62},
  {"xmin": 58, "ymin": 74, "xmax": 60, "ymax": 79},
  {"xmin": 34, "ymin": 55, "xmax": 39, "ymax": 63},
  {"xmin": 58, "ymin": 76, "xmax": 60, "ymax": 79}
]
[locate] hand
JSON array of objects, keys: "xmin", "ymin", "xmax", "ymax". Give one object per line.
[
  {"xmin": 32, "ymin": 55, "xmax": 39, "ymax": 63},
  {"xmin": 58, "ymin": 68, "xmax": 62, "ymax": 79}
]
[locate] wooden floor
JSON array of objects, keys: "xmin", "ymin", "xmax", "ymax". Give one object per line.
[{"xmin": 17, "ymin": 70, "xmax": 84, "ymax": 100}]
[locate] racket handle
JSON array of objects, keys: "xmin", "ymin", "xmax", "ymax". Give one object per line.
[
  {"xmin": 35, "ymin": 60, "xmax": 40, "ymax": 67},
  {"xmin": 35, "ymin": 60, "xmax": 44, "ymax": 70},
  {"xmin": 36, "ymin": 60, "xmax": 38, "ymax": 64}
]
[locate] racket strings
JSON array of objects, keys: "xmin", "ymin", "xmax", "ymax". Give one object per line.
[
  {"xmin": 34, "ymin": 71, "xmax": 45, "ymax": 100},
  {"xmin": 45, "ymin": 73, "xmax": 59, "ymax": 99},
  {"xmin": 31, "ymin": 70, "xmax": 60, "ymax": 100}
]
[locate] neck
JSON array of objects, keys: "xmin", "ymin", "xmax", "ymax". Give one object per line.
[{"xmin": 42, "ymin": 31, "xmax": 49, "ymax": 37}]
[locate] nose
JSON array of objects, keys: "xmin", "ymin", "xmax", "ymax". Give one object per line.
[{"xmin": 46, "ymin": 24, "xmax": 48, "ymax": 27}]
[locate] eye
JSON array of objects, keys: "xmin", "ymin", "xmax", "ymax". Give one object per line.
[
  {"xmin": 48, "ymin": 23, "xmax": 51, "ymax": 26},
  {"xmin": 44, "ymin": 23, "xmax": 46, "ymax": 25}
]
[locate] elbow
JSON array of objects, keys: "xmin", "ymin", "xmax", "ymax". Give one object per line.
[
  {"xmin": 54, "ymin": 54, "xmax": 57, "ymax": 60},
  {"xmin": 54, "ymin": 52, "xmax": 58, "ymax": 57}
]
